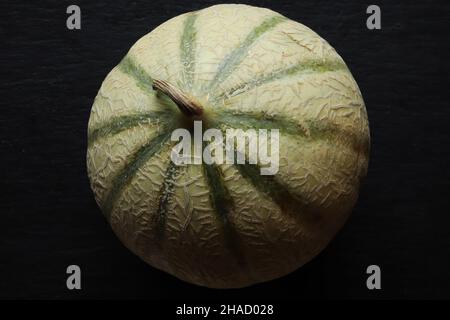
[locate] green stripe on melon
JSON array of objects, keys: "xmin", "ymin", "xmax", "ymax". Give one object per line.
[
  {"xmin": 101, "ymin": 128, "xmax": 174, "ymax": 219},
  {"xmin": 202, "ymin": 160, "xmax": 248, "ymax": 269},
  {"xmin": 213, "ymin": 59, "xmax": 348, "ymax": 101},
  {"xmin": 153, "ymin": 160, "xmax": 181, "ymax": 240},
  {"xmin": 88, "ymin": 111, "xmax": 173, "ymax": 144},
  {"xmin": 207, "ymin": 15, "xmax": 287, "ymax": 91},
  {"xmin": 180, "ymin": 13, "xmax": 198, "ymax": 89}
]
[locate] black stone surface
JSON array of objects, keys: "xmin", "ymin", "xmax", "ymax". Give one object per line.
[{"xmin": 1, "ymin": 0, "xmax": 449, "ymax": 299}]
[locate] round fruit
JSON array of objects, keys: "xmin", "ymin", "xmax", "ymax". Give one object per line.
[{"xmin": 87, "ymin": 4, "xmax": 370, "ymax": 288}]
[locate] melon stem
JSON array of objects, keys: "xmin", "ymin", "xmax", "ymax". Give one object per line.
[{"xmin": 152, "ymin": 79, "xmax": 203, "ymax": 117}]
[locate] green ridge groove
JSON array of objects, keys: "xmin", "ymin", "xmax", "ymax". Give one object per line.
[
  {"xmin": 153, "ymin": 159, "xmax": 180, "ymax": 239},
  {"xmin": 88, "ymin": 111, "xmax": 173, "ymax": 145},
  {"xmin": 207, "ymin": 15, "xmax": 287, "ymax": 91},
  {"xmin": 101, "ymin": 126, "xmax": 174, "ymax": 220},
  {"xmin": 213, "ymin": 110, "xmax": 308, "ymax": 137},
  {"xmin": 118, "ymin": 55, "xmax": 174, "ymax": 105},
  {"xmin": 213, "ymin": 59, "xmax": 348, "ymax": 101},
  {"xmin": 180, "ymin": 13, "xmax": 198, "ymax": 90},
  {"xmin": 118, "ymin": 56, "xmax": 154, "ymax": 93},
  {"xmin": 232, "ymin": 157, "xmax": 304, "ymax": 217},
  {"xmin": 213, "ymin": 110, "xmax": 368, "ymax": 153},
  {"xmin": 202, "ymin": 160, "xmax": 247, "ymax": 268}
]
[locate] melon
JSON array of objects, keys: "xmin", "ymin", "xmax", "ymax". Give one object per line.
[{"xmin": 87, "ymin": 4, "xmax": 370, "ymax": 288}]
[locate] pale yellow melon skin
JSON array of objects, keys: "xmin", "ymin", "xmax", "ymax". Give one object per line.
[{"xmin": 87, "ymin": 4, "xmax": 370, "ymax": 288}]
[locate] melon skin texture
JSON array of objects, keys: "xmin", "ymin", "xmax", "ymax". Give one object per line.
[{"xmin": 87, "ymin": 4, "xmax": 370, "ymax": 288}]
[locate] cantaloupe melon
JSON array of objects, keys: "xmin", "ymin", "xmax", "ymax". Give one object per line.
[{"xmin": 87, "ymin": 4, "xmax": 370, "ymax": 288}]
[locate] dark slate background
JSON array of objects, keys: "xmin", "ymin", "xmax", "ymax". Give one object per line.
[{"xmin": 1, "ymin": 0, "xmax": 449, "ymax": 300}]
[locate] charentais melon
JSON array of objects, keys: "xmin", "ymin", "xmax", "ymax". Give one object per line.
[{"xmin": 87, "ymin": 4, "xmax": 370, "ymax": 288}]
